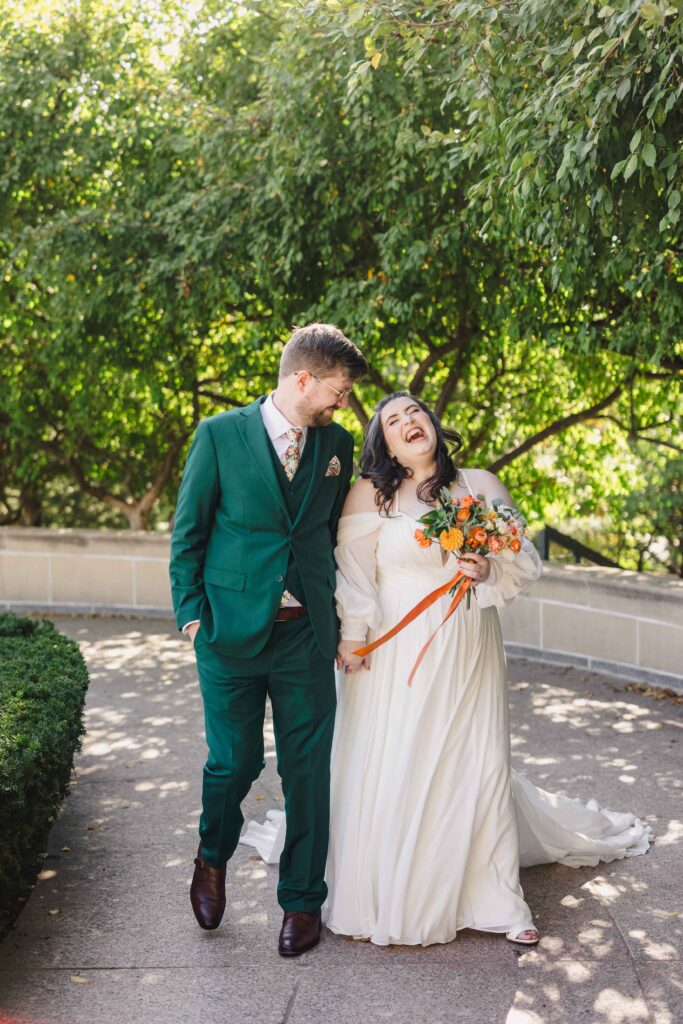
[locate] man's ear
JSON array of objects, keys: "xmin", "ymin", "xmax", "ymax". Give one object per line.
[{"xmin": 294, "ymin": 370, "xmax": 312, "ymax": 391}]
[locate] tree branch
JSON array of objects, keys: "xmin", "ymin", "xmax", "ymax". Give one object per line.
[
  {"xmin": 136, "ymin": 436, "xmax": 188, "ymax": 523},
  {"xmin": 409, "ymin": 332, "xmax": 469, "ymax": 396},
  {"xmin": 365, "ymin": 364, "xmax": 394, "ymax": 395},
  {"xmin": 39, "ymin": 432, "xmax": 190, "ymax": 529},
  {"xmin": 434, "ymin": 371, "xmax": 460, "ymax": 419},
  {"xmin": 487, "ymin": 382, "xmax": 624, "ymax": 472},
  {"xmin": 196, "ymin": 389, "xmax": 248, "ymax": 408},
  {"xmin": 349, "ymin": 392, "xmax": 370, "ymax": 429},
  {"xmin": 597, "ymin": 412, "xmax": 680, "ymax": 452},
  {"xmin": 638, "ymin": 435, "xmax": 683, "ymax": 454}
]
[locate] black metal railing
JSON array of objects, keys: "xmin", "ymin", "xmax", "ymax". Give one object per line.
[{"xmin": 537, "ymin": 526, "xmax": 621, "ymax": 568}]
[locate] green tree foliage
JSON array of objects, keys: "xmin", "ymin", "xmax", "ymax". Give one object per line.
[
  {"xmin": 323, "ymin": 0, "xmax": 683, "ymax": 360},
  {"xmin": 0, "ymin": 1, "xmax": 280, "ymax": 527},
  {"xmin": 0, "ymin": 0, "xmax": 680, "ymax": 571}
]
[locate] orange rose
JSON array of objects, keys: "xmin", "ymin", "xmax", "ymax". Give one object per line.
[
  {"xmin": 468, "ymin": 526, "xmax": 488, "ymax": 547},
  {"xmin": 488, "ymin": 535, "xmax": 505, "ymax": 554},
  {"xmin": 461, "ymin": 495, "xmax": 475, "ymax": 509},
  {"xmin": 457, "ymin": 508, "xmax": 470, "ymax": 522},
  {"xmin": 509, "ymin": 537, "xmax": 521, "ymax": 553},
  {"xmin": 439, "ymin": 527, "xmax": 464, "ymax": 552},
  {"xmin": 414, "ymin": 528, "xmax": 432, "ymax": 549}
]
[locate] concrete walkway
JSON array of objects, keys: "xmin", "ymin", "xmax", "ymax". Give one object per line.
[{"xmin": 0, "ymin": 616, "xmax": 680, "ymax": 1024}]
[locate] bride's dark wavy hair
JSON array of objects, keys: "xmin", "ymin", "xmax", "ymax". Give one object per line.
[{"xmin": 360, "ymin": 392, "xmax": 463, "ymax": 516}]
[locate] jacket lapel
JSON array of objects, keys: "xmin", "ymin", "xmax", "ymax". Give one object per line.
[{"xmin": 236, "ymin": 398, "xmax": 291, "ymax": 522}]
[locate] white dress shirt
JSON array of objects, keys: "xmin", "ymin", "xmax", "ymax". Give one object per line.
[
  {"xmin": 260, "ymin": 392, "xmax": 308, "ymax": 461},
  {"xmin": 182, "ymin": 394, "xmax": 306, "ymax": 634}
]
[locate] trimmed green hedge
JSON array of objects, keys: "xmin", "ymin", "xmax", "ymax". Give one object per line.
[{"xmin": 0, "ymin": 614, "xmax": 89, "ymax": 935}]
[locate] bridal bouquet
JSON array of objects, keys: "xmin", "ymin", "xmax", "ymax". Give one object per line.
[
  {"xmin": 354, "ymin": 488, "xmax": 529, "ymax": 686},
  {"xmin": 414, "ymin": 487, "xmax": 526, "ymax": 603}
]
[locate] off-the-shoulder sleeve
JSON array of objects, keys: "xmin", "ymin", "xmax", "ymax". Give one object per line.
[
  {"xmin": 476, "ymin": 536, "xmax": 543, "ymax": 610},
  {"xmin": 334, "ymin": 513, "xmax": 383, "ymax": 642}
]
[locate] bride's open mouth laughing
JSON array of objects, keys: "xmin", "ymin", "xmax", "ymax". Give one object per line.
[{"xmin": 405, "ymin": 426, "xmax": 426, "ymax": 443}]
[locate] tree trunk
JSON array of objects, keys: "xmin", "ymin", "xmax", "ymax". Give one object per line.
[
  {"xmin": 19, "ymin": 487, "xmax": 43, "ymax": 527},
  {"xmin": 118, "ymin": 503, "xmax": 149, "ymax": 531}
]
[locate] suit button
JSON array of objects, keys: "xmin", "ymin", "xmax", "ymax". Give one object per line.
[{"xmin": 275, "ymin": 574, "xmax": 284, "ymax": 583}]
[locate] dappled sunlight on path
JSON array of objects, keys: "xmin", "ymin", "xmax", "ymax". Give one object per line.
[{"xmin": 0, "ymin": 617, "xmax": 679, "ymax": 1024}]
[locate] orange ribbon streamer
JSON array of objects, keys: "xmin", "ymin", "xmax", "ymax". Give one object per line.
[{"xmin": 353, "ymin": 573, "xmax": 473, "ymax": 687}]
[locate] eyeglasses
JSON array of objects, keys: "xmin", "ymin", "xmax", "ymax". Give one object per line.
[{"xmin": 297, "ymin": 372, "xmax": 354, "ymax": 402}]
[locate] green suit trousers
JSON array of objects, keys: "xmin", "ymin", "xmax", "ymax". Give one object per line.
[{"xmin": 194, "ymin": 615, "xmax": 336, "ymax": 912}]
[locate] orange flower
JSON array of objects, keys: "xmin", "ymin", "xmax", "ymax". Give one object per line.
[
  {"xmin": 457, "ymin": 508, "xmax": 470, "ymax": 522},
  {"xmin": 509, "ymin": 537, "xmax": 521, "ymax": 553},
  {"xmin": 488, "ymin": 535, "xmax": 505, "ymax": 554},
  {"xmin": 414, "ymin": 528, "xmax": 432, "ymax": 549},
  {"xmin": 468, "ymin": 526, "xmax": 488, "ymax": 547},
  {"xmin": 461, "ymin": 495, "xmax": 475, "ymax": 509},
  {"xmin": 439, "ymin": 527, "xmax": 464, "ymax": 552}
]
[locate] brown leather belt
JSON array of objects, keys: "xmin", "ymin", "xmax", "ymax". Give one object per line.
[{"xmin": 275, "ymin": 606, "xmax": 308, "ymax": 621}]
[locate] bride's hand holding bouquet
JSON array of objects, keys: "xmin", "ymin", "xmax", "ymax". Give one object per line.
[
  {"xmin": 414, "ymin": 487, "xmax": 526, "ymax": 601},
  {"xmin": 354, "ymin": 487, "xmax": 529, "ymax": 686}
]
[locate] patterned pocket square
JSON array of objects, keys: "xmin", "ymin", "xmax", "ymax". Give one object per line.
[{"xmin": 325, "ymin": 455, "xmax": 341, "ymax": 477}]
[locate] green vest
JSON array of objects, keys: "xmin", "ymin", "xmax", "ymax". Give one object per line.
[
  {"xmin": 169, "ymin": 398, "xmax": 355, "ymax": 660},
  {"xmin": 266, "ymin": 432, "xmax": 314, "ymax": 605}
]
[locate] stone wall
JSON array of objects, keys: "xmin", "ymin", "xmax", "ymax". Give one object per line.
[
  {"xmin": 0, "ymin": 527, "xmax": 170, "ymax": 616},
  {"xmin": 1, "ymin": 527, "xmax": 681, "ymax": 690},
  {"xmin": 499, "ymin": 563, "xmax": 682, "ymax": 690}
]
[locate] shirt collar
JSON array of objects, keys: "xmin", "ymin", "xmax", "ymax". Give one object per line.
[{"xmin": 261, "ymin": 393, "xmax": 308, "ymax": 442}]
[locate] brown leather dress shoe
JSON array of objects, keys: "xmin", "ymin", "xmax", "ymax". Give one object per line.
[
  {"xmin": 190, "ymin": 844, "xmax": 226, "ymax": 930},
  {"xmin": 278, "ymin": 909, "xmax": 321, "ymax": 956}
]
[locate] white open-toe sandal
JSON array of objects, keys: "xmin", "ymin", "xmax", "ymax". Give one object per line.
[{"xmin": 506, "ymin": 926, "xmax": 540, "ymax": 946}]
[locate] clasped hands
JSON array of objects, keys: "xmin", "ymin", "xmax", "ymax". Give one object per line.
[{"xmin": 336, "ymin": 640, "xmax": 371, "ymax": 674}]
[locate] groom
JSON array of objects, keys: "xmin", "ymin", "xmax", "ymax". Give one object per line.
[{"xmin": 169, "ymin": 324, "xmax": 367, "ymax": 956}]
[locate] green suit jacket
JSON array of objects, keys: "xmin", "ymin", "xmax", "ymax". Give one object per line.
[{"xmin": 169, "ymin": 398, "xmax": 355, "ymax": 660}]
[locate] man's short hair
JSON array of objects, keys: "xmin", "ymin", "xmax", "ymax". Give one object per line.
[{"xmin": 279, "ymin": 323, "xmax": 368, "ymax": 381}]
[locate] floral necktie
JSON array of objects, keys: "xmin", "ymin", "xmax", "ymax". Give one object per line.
[{"xmin": 282, "ymin": 427, "xmax": 303, "ymax": 481}]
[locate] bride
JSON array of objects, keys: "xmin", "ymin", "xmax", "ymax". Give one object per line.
[
  {"xmin": 241, "ymin": 392, "xmax": 652, "ymax": 947},
  {"xmin": 327, "ymin": 392, "xmax": 651, "ymax": 948}
]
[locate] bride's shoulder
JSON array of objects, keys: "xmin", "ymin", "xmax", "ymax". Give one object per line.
[
  {"xmin": 459, "ymin": 468, "xmax": 514, "ymax": 506},
  {"xmin": 341, "ymin": 477, "xmax": 380, "ymax": 516}
]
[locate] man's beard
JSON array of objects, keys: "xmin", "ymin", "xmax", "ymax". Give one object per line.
[{"xmin": 294, "ymin": 397, "xmax": 337, "ymax": 428}]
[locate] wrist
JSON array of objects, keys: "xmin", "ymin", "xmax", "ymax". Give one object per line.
[
  {"xmin": 480, "ymin": 556, "xmax": 502, "ymax": 587},
  {"xmin": 340, "ymin": 621, "xmax": 368, "ymax": 643}
]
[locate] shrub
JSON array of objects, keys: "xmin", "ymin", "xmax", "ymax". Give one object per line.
[{"xmin": 0, "ymin": 614, "xmax": 89, "ymax": 936}]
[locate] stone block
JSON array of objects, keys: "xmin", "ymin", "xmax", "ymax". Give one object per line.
[
  {"xmin": 0, "ymin": 553, "xmax": 50, "ymax": 602},
  {"xmin": 499, "ymin": 596, "xmax": 542, "ymax": 648},
  {"xmin": 0, "ymin": 526, "xmax": 170, "ymax": 560},
  {"xmin": 134, "ymin": 559, "xmax": 172, "ymax": 609},
  {"xmin": 638, "ymin": 620, "xmax": 683, "ymax": 677},
  {"xmin": 542, "ymin": 604, "xmax": 637, "ymax": 665},
  {"xmin": 51, "ymin": 556, "xmax": 134, "ymax": 605},
  {"xmin": 537, "ymin": 566, "xmax": 683, "ymax": 628}
]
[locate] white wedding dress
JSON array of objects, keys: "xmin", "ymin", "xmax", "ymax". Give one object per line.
[{"xmin": 240, "ymin": 474, "xmax": 652, "ymax": 946}]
